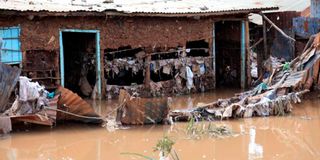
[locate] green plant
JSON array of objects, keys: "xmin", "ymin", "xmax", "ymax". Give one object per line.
[
  {"xmin": 121, "ymin": 135, "xmax": 179, "ymax": 160},
  {"xmin": 186, "ymin": 118, "xmax": 234, "ymax": 139},
  {"xmin": 154, "ymin": 135, "xmax": 175, "ymax": 157}
]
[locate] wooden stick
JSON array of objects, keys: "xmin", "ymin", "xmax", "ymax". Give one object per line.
[
  {"xmin": 263, "ymin": 19, "xmax": 268, "ymax": 59},
  {"xmin": 250, "ymin": 38, "xmax": 263, "ymax": 49},
  {"xmin": 260, "ymin": 13, "xmax": 296, "ymax": 42}
]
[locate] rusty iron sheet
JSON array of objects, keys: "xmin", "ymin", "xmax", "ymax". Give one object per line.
[
  {"xmin": 56, "ymin": 86, "xmax": 102, "ymax": 123},
  {"xmin": 0, "ymin": 62, "xmax": 21, "ymax": 112},
  {"xmin": 9, "ymin": 95, "xmax": 59, "ymax": 127},
  {"xmin": 117, "ymin": 89, "xmax": 169, "ymax": 125},
  {"xmin": 10, "ymin": 115, "xmax": 54, "ymax": 126}
]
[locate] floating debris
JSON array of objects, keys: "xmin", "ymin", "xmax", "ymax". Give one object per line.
[{"xmin": 186, "ymin": 118, "xmax": 234, "ymax": 139}]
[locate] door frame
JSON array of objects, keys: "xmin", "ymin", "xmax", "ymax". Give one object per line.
[{"xmin": 59, "ymin": 29, "xmax": 101, "ymax": 98}]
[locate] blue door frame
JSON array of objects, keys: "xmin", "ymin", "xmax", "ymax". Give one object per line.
[{"xmin": 59, "ymin": 29, "xmax": 101, "ymax": 98}]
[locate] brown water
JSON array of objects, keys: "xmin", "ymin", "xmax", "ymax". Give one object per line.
[{"xmin": 1, "ymin": 90, "xmax": 320, "ymax": 160}]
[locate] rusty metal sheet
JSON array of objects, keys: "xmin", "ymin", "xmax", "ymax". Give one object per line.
[
  {"xmin": 56, "ymin": 86, "xmax": 102, "ymax": 123},
  {"xmin": 117, "ymin": 89, "xmax": 169, "ymax": 125},
  {"xmin": 9, "ymin": 95, "xmax": 59, "ymax": 127},
  {"xmin": 0, "ymin": 62, "xmax": 21, "ymax": 112},
  {"xmin": 10, "ymin": 115, "xmax": 53, "ymax": 126},
  {"xmin": 280, "ymin": 70, "xmax": 307, "ymax": 89}
]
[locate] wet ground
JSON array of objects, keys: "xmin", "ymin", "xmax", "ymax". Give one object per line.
[{"xmin": 1, "ymin": 90, "xmax": 320, "ymax": 160}]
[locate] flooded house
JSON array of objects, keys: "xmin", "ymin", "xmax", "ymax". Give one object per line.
[{"xmin": 0, "ymin": 0, "xmax": 278, "ymax": 99}]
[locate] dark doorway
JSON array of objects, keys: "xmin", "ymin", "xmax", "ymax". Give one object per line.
[
  {"xmin": 215, "ymin": 21, "xmax": 241, "ymax": 88},
  {"xmin": 62, "ymin": 32, "xmax": 97, "ymax": 97}
]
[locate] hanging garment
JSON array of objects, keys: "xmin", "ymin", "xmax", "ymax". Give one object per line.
[
  {"xmin": 200, "ymin": 64, "xmax": 206, "ymax": 75},
  {"xmin": 186, "ymin": 66, "xmax": 194, "ymax": 90},
  {"xmin": 162, "ymin": 65, "xmax": 171, "ymax": 75}
]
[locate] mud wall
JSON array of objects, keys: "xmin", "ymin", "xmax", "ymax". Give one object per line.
[{"xmin": 0, "ymin": 16, "xmax": 213, "ymax": 51}]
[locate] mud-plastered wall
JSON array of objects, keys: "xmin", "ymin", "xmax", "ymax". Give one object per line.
[{"xmin": 0, "ymin": 16, "xmax": 213, "ymax": 51}]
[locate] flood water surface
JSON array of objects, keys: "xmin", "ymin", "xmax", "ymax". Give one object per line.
[{"xmin": 1, "ymin": 90, "xmax": 320, "ymax": 160}]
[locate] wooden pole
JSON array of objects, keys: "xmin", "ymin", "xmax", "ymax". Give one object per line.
[
  {"xmin": 212, "ymin": 22, "xmax": 216, "ymax": 88},
  {"xmin": 144, "ymin": 53, "xmax": 151, "ymax": 89},
  {"xmin": 263, "ymin": 18, "xmax": 268, "ymax": 60},
  {"xmin": 100, "ymin": 48, "xmax": 107, "ymax": 99},
  {"xmin": 245, "ymin": 20, "xmax": 251, "ymax": 87},
  {"xmin": 260, "ymin": 13, "xmax": 296, "ymax": 42}
]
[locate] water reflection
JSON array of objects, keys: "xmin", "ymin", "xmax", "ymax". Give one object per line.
[{"xmin": 248, "ymin": 128, "xmax": 263, "ymax": 160}]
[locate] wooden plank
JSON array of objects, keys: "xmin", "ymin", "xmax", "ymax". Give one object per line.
[
  {"xmin": 144, "ymin": 53, "xmax": 151, "ymax": 89},
  {"xmin": 261, "ymin": 13, "xmax": 296, "ymax": 42},
  {"xmin": 263, "ymin": 19, "xmax": 268, "ymax": 59},
  {"xmin": 305, "ymin": 69, "xmax": 314, "ymax": 89},
  {"xmin": 313, "ymin": 59, "xmax": 320, "ymax": 83},
  {"xmin": 245, "ymin": 20, "xmax": 251, "ymax": 87},
  {"xmin": 212, "ymin": 22, "xmax": 216, "ymax": 88}
]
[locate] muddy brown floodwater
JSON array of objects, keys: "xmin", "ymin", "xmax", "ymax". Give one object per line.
[{"xmin": 1, "ymin": 90, "xmax": 320, "ymax": 160}]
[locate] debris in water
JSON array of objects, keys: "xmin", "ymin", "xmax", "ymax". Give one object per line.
[
  {"xmin": 186, "ymin": 118, "xmax": 234, "ymax": 139},
  {"xmin": 169, "ymin": 32, "xmax": 320, "ymax": 122},
  {"xmin": 300, "ymin": 116, "xmax": 312, "ymax": 120},
  {"xmin": 102, "ymin": 118, "xmax": 121, "ymax": 132},
  {"xmin": 116, "ymin": 89, "xmax": 170, "ymax": 125}
]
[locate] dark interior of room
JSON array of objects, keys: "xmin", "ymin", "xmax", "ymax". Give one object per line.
[
  {"xmin": 215, "ymin": 21, "xmax": 241, "ymax": 88},
  {"xmin": 62, "ymin": 32, "xmax": 96, "ymax": 96}
]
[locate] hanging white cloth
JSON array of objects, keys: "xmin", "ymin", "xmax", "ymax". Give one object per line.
[{"xmin": 186, "ymin": 66, "xmax": 194, "ymax": 90}]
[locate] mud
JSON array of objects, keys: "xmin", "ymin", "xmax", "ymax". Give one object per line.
[{"xmin": 1, "ymin": 90, "xmax": 320, "ymax": 160}]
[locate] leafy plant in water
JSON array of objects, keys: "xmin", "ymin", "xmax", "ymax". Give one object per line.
[
  {"xmin": 154, "ymin": 135, "xmax": 175, "ymax": 157},
  {"xmin": 186, "ymin": 117, "xmax": 234, "ymax": 139},
  {"xmin": 121, "ymin": 135, "xmax": 179, "ymax": 160}
]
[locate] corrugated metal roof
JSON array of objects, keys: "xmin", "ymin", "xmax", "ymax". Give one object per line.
[
  {"xmin": 0, "ymin": 0, "xmax": 278, "ymax": 15},
  {"xmin": 273, "ymin": 0, "xmax": 310, "ymax": 12},
  {"xmin": 249, "ymin": 0, "xmax": 310, "ymax": 25},
  {"xmin": 111, "ymin": 0, "xmax": 277, "ymax": 14}
]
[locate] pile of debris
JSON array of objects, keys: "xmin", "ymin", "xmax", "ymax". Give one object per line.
[
  {"xmin": 0, "ymin": 75, "xmax": 58, "ymax": 134},
  {"xmin": 170, "ymin": 33, "xmax": 320, "ymax": 121},
  {"xmin": 0, "ymin": 65, "xmax": 102, "ymax": 134}
]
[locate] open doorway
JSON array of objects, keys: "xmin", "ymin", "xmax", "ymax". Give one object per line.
[
  {"xmin": 215, "ymin": 21, "xmax": 241, "ymax": 88},
  {"xmin": 60, "ymin": 30, "xmax": 101, "ymax": 98}
]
